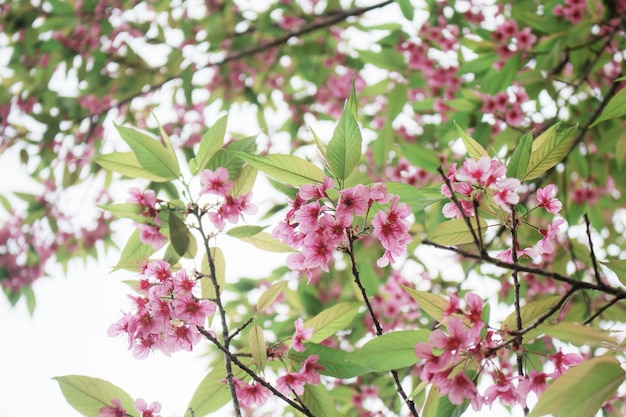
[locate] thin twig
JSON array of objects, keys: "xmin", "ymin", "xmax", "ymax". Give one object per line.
[
  {"xmin": 584, "ymin": 213, "xmax": 603, "ymax": 286},
  {"xmin": 583, "ymin": 295, "xmax": 626, "ymax": 325}
]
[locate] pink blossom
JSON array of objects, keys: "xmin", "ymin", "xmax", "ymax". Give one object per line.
[
  {"xmin": 548, "ymin": 350, "xmax": 582, "ymax": 377},
  {"xmin": 138, "ymin": 224, "xmax": 167, "ymax": 250},
  {"xmin": 537, "ymin": 219, "xmax": 565, "ymax": 255},
  {"xmin": 99, "ymin": 398, "xmax": 126, "ymax": 417},
  {"xmin": 292, "ymin": 318, "xmax": 313, "ymax": 352},
  {"xmin": 517, "ymin": 370, "xmax": 548, "ymax": 404},
  {"xmin": 302, "ymin": 233, "xmax": 334, "ymax": 272},
  {"xmin": 276, "ymin": 371, "xmax": 307, "ymax": 396},
  {"xmin": 369, "ymin": 182, "xmax": 392, "ymax": 204},
  {"xmin": 496, "ymin": 245, "xmax": 538, "ymax": 263},
  {"xmin": 336, "ymin": 184, "xmax": 371, "ymax": 223},
  {"xmin": 457, "ymin": 157, "xmax": 506, "ymax": 187},
  {"xmin": 293, "ymin": 201, "xmax": 323, "ymax": 234},
  {"xmin": 299, "ymin": 176, "xmax": 334, "ymax": 200},
  {"xmin": 492, "ymin": 177, "xmax": 520, "ymax": 211},
  {"xmin": 134, "ymin": 398, "xmax": 162, "ymax": 417},
  {"xmin": 536, "ymin": 184, "xmax": 562, "ymax": 214},
  {"xmin": 483, "ymin": 373, "xmax": 524, "ymax": 408},
  {"xmin": 372, "ymin": 196, "xmax": 412, "ymax": 267},
  {"xmin": 516, "ymin": 27, "xmax": 537, "ymax": 51},
  {"xmin": 439, "ymin": 372, "xmax": 479, "ymax": 405},
  {"xmin": 233, "ymin": 378, "xmax": 272, "ymax": 408},
  {"xmin": 442, "ymin": 200, "xmax": 474, "ymax": 219},
  {"xmin": 165, "ymin": 324, "xmax": 201, "ymax": 352},
  {"xmin": 172, "ymin": 293, "xmax": 216, "ymax": 326},
  {"xmin": 200, "ymin": 167, "xmax": 233, "ymax": 196},
  {"xmin": 299, "ymin": 355, "xmax": 324, "ymax": 385}
]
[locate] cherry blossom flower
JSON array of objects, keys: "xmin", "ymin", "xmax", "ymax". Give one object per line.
[
  {"xmin": 99, "ymin": 398, "xmax": 126, "ymax": 417},
  {"xmin": 547, "ymin": 350, "xmax": 582, "ymax": 377},
  {"xmin": 483, "ymin": 373, "xmax": 524, "ymax": 408},
  {"xmin": 276, "ymin": 371, "xmax": 307, "ymax": 396},
  {"xmin": 372, "ymin": 196, "xmax": 412, "ymax": 267},
  {"xmin": 233, "ymin": 378, "xmax": 272, "ymax": 408},
  {"xmin": 536, "ymin": 184, "xmax": 562, "ymax": 214},
  {"xmin": 439, "ymin": 371, "xmax": 480, "ymax": 406},
  {"xmin": 537, "ymin": 218, "xmax": 565, "ymax": 255},
  {"xmin": 292, "ymin": 318, "xmax": 313, "ymax": 352},
  {"xmin": 200, "ymin": 167, "xmax": 233, "ymax": 196},
  {"xmin": 172, "ymin": 293, "xmax": 216, "ymax": 326},
  {"xmin": 492, "ymin": 177, "xmax": 521, "ymax": 211},
  {"xmin": 138, "ymin": 224, "xmax": 167, "ymax": 250},
  {"xmin": 496, "ymin": 245, "xmax": 538, "ymax": 263},
  {"xmin": 517, "ymin": 370, "xmax": 548, "ymax": 405},
  {"xmin": 134, "ymin": 398, "xmax": 162, "ymax": 417},
  {"xmin": 299, "ymin": 355, "xmax": 325, "ymax": 384}
]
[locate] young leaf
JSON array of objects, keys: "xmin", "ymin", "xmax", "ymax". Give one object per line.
[
  {"xmin": 226, "ymin": 150, "xmax": 325, "ymax": 186},
  {"xmin": 301, "ymin": 382, "xmax": 339, "ymax": 417},
  {"xmin": 384, "ymin": 183, "xmax": 446, "ymax": 213},
  {"xmin": 289, "ymin": 342, "xmax": 370, "ymax": 378},
  {"xmin": 589, "ymin": 87, "xmax": 626, "ymax": 127},
  {"xmin": 230, "ymin": 164, "xmax": 257, "ymax": 197},
  {"xmin": 401, "ymin": 286, "xmax": 448, "ymax": 322},
  {"xmin": 454, "ymin": 121, "xmax": 488, "ymax": 159},
  {"xmin": 53, "ymin": 375, "xmax": 135, "ymax": 417},
  {"xmin": 113, "ymin": 229, "xmax": 155, "ymax": 271},
  {"xmin": 235, "ymin": 231, "xmax": 295, "ymax": 253},
  {"xmin": 309, "ymin": 125, "xmax": 327, "ymax": 160},
  {"xmin": 538, "ymin": 322, "xmax": 620, "ymax": 347},
  {"xmin": 303, "ymin": 302, "xmax": 362, "ymax": 343},
  {"xmin": 349, "ymin": 330, "xmax": 430, "ymax": 371},
  {"xmin": 114, "ymin": 123, "xmax": 181, "ymax": 180},
  {"xmin": 99, "ymin": 203, "xmax": 146, "ymax": 223},
  {"xmin": 527, "ymin": 355, "xmax": 625, "ymax": 417},
  {"xmin": 398, "ymin": 142, "xmax": 441, "ymax": 173},
  {"xmin": 326, "ymin": 89, "xmax": 362, "ymax": 181},
  {"xmin": 248, "ymin": 324, "xmax": 267, "ymax": 371},
  {"xmin": 500, "ymin": 295, "xmax": 562, "ymax": 332},
  {"xmin": 190, "ymin": 114, "xmax": 228, "ymax": 175},
  {"xmin": 256, "ymin": 280, "xmax": 288, "ymax": 312},
  {"xmin": 601, "ymin": 259, "xmax": 626, "ymax": 286},
  {"xmin": 427, "ymin": 217, "xmax": 487, "ymax": 246},
  {"xmin": 397, "ymin": 0, "xmax": 415, "ymax": 21},
  {"xmin": 93, "ymin": 152, "xmax": 170, "ymax": 182},
  {"xmin": 168, "ymin": 211, "xmax": 190, "ymax": 257},
  {"xmin": 506, "ymin": 131, "xmax": 533, "ymax": 179},
  {"xmin": 226, "ymin": 225, "xmax": 266, "ymax": 238},
  {"xmin": 523, "ymin": 123, "xmax": 577, "ymax": 180}
]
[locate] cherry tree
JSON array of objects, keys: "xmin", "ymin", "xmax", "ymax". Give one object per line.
[{"xmin": 1, "ymin": 0, "xmax": 626, "ymax": 416}]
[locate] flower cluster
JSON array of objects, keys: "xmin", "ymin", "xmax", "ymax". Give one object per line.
[
  {"xmin": 128, "ymin": 187, "xmax": 167, "ymax": 250},
  {"xmin": 414, "ymin": 293, "xmax": 582, "ymax": 410},
  {"xmin": 441, "ymin": 156, "xmax": 520, "ymax": 218},
  {"xmin": 273, "ymin": 177, "xmax": 412, "ymax": 279},
  {"xmin": 108, "ymin": 260, "xmax": 215, "ymax": 359},
  {"xmin": 200, "ymin": 167, "xmax": 257, "ymax": 231}
]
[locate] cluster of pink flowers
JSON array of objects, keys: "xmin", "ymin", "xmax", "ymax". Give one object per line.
[
  {"xmin": 441, "ymin": 156, "xmax": 520, "ymax": 218},
  {"xmin": 273, "ymin": 177, "xmax": 412, "ymax": 279},
  {"xmin": 99, "ymin": 398, "xmax": 162, "ymax": 417},
  {"xmin": 492, "ymin": 20, "xmax": 537, "ymax": 69},
  {"xmin": 369, "ymin": 271, "xmax": 421, "ymax": 330},
  {"xmin": 127, "ymin": 187, "xmax": 168, "ymax": 250},
  {"xmin": 200, "ymin": 167, "xmax": 257, "ymax": 231},
  {"xmin": 481, "ymin": 85, "xmax": 530, "ymax": 129},
  {"xmin": 414, "ymin": 293, "xmax": 582, "ymax": 410},
  {"xmin": 108, "ymin": 260, "xmax": 216, "ymax": 359},
  {"xmin": 553, "ymin": 0, "xmax": 587, "ymax": 24}
]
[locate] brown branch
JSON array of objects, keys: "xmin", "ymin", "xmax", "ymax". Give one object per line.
[
  {"xmin": 583, "ymin": 295, "xmax": 626, "ymax": 325},
  {"xmin": 421, "ymin": 239, "xmax": 626, "ymax": 298},
  {"xmin": 583, "ymin": 213, "xmax": 603, "ymax": 286},
  {"xmin": 347, "ymin": 232, "xmax": 420, "ymax": 417}
]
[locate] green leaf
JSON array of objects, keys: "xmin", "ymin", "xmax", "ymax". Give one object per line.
[
  {"xmin": 190, "ymin": 114, "xmax": 228, "ymax": 175},
  {"xmin": 589, "ymin": 87, "xmax": 626, "ymax": 127},
  {"xmin": 537, "ymin": 322, "xmax": 620, "ymax": 347},
  {"xmin": 235, "ymin": 232, "xmax": 295, "ymax": 253},
  {"xmin": 396, "ymin": 0, "xmax": 414, "ymax": 20},
  {"xmin": 527, "ymin": 355, "xmax": 625, "ymax": 417},
  {"xmin": 301, "ymin": 383, "xmax": 339, "ymax": 417},
  {"xmin": 99, "ymin": 203, "xmax": 145, "ymax": 223},
  {"xmin": 256, "ymin": 281, "xmax": 288, "ymax": 312},
  {"xmin": 185, "ymin": 359, "xmax": 232, "ymax": 417},
  {"xmin": 309, "ymin": 126, "xmax": 327, "ymax": 160},
  {"xmin": 230, "ymin": 164, "xmax": 257, "ymax": 197},
  {"xmin": 226, "ymin": 225, "xmax": 266, "ymax": 238},
  {"xmin": 523, "ymin": 123, "xmax": 577, "ymax": 180},
  {"xmin": 168, "ymin": 211, "xmax": 190, "ymax": 257},
  {"xmin": 248, "ymin": 324, "xmax": 267, "ymax": 371},
  {"xmin": 506, "ymin": 131, "xmax": 533, "ymax": 179},
  {"xmin": 427, "ymin": 217, "xmax": 487, "ymax": 246},
  {"xmin": 303, "ymin": 302, "xmax": 361, "ymax": 343},
  {"xmin": 226, "ymin": 150, "xmax": 324, "ymax": 186},
  {"xmin": 384, "ymin": 183, "xmax": 446, "ymax": 213},
  {"xmin": 326, "ymin": 93, "xmax": 362, "ymax": 181},
  {"xmin": 500, "ymin": 296, "xmax": 562, "ymax": 332},
  {"xmin": 601, "ymin": 259, "xmax": 626, "ymax": 286},
  {"xmin": 93, "ymin": 152, "xmax": 171, "ymax": 182},
  {"xmin": 398, "ymin": 142, "xmax": 441, "ymax": 173},
  {"xmin": 113, "ymin": 229, "xmax": 155, "ymax": 271},
  {"xmin": 289, "ymin": 343, "xmax": 370, "ymax": 378},
  {"xmin": 401, "ymin": 286, "xmax": 448, "ymax": 322},
  {"xmin": 53, "ymin": 375, "xmax": 135, "ymax": 417},
  {"xmin": 454, "ymin": 121, "xmax": 488, "ymax": 159},
  {"xmin": 349, "ymin": 330, "xmax": 430, "ymax": 371},
  {"xmin": 114, "ymin": 123, "xmax": 181, "ymax": 180}
]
